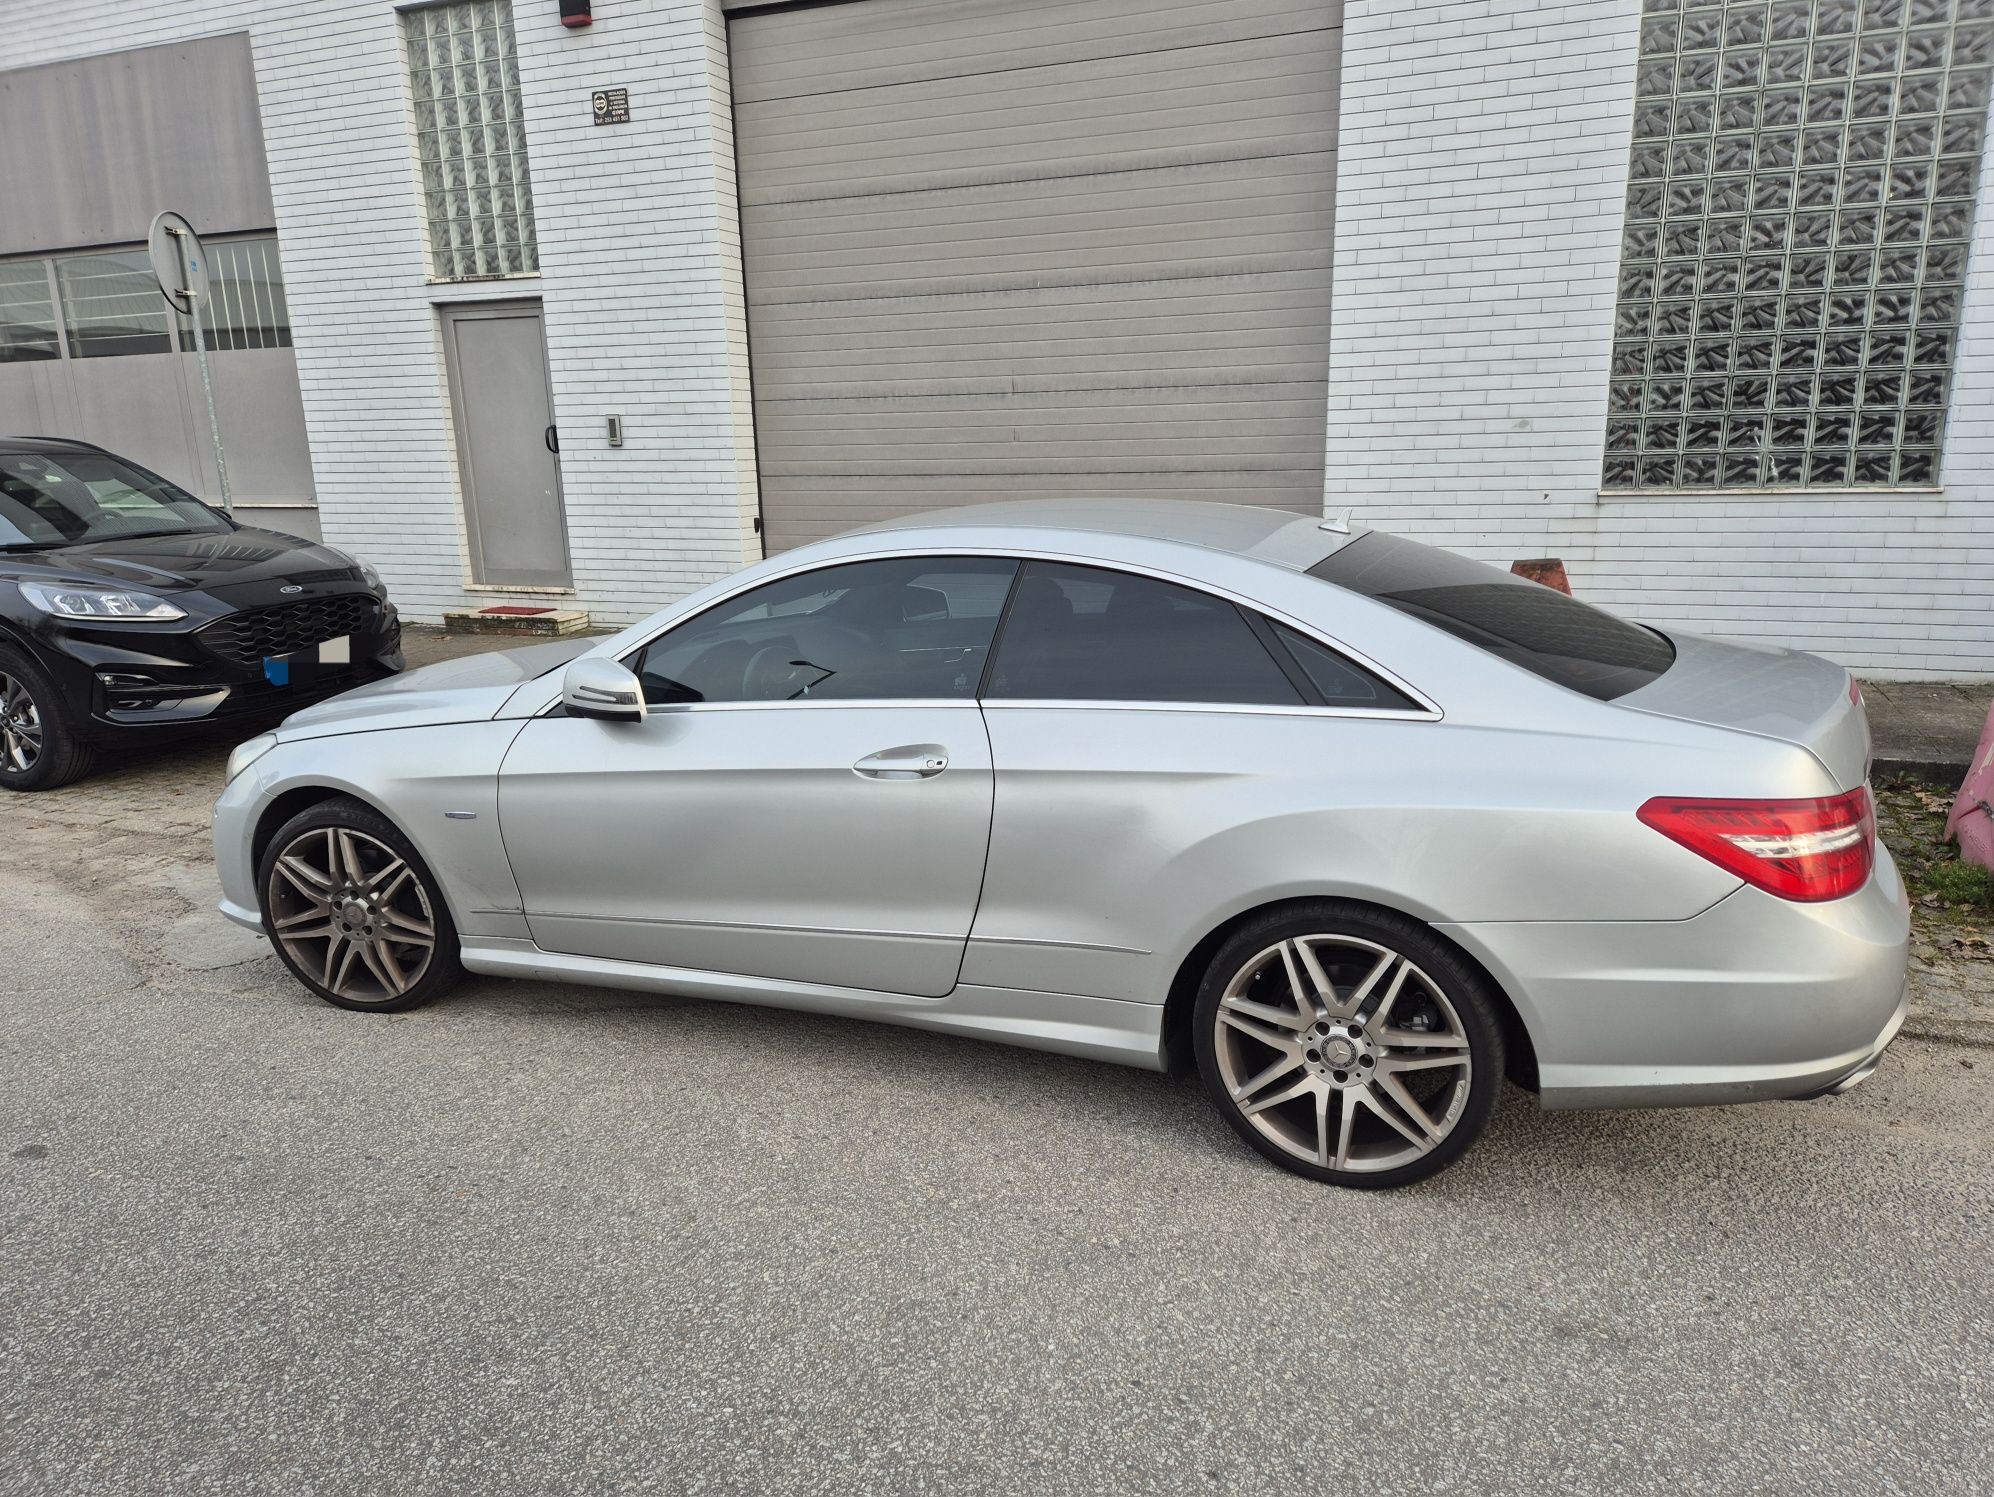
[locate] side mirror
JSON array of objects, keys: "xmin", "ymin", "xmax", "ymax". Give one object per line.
[{"xmin": 562, "ymin": 657, "xmax": 647, "ymax": 722}]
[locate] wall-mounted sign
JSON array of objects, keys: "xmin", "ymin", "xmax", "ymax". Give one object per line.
[{"xmin": 591, "ymin": 87, "xmax": 629, "ymax": 125}]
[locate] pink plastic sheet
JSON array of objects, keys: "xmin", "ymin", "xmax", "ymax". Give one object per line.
[{"xmin": 1947, "ymin": 695, "xmax": 1994, "ymax": 870}]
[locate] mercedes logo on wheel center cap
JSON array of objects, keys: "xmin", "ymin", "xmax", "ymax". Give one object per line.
[{"xmin": 1323, "ymin": 1036, "xmax": 1358, "ymax": 1068}]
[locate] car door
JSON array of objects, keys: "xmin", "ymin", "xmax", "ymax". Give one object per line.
[{"xmin": 496, "ymin": 556, "xmax": 1019, "ymax": 998}]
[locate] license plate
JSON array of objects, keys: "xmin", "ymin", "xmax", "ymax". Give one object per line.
[{"xmin": 263, "ymin": 636, "xmax": 351, "ymax": 687}]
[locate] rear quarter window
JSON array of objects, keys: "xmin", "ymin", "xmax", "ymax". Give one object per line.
[{"xmin": 1309, "ymin": 532, "xmax": 1675, "ymax": 702}]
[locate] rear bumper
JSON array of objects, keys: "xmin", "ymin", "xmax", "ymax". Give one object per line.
[
  {"xmin": 1440, "ymin": 845, "xmax": 1912, "ymax": 1110},
  {"xmin": 1784, "ymin": 993, "xmax": 1907, "ymax": 1099}
]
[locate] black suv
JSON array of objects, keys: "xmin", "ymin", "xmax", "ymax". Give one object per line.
[{"xmin": 0, "ymin": 438, "xmax": 402, "ymax": 790}]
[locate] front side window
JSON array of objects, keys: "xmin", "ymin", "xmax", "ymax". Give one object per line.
[
  {"xmin": 0, "ymin": 452, "xmax": 228, "ymax": 550},
  {"xmin": 1606, "ymin": 0, "xmax": 1994, "ymax": 490},
  {"xmin": 1311, "ymin": 532, "xmax": 1675, "ymax": 702},
  {"xmin": 984, "ymin": 562, "xmax": 1304, "ymax": 706},
  {"xmin": 632, "ymin": 557, "xmax": 1019, "ymax": 705},
  {"xmin": 404, "ymin": 0, "xmax": 539, "ymax": 280}
]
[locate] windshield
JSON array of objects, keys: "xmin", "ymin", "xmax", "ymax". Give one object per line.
[
  {"xmin": 1310, "ymin": 531, "xmax": 1675, "ymax": 702},
  {"xmin": 0, "ymin": 451, "xmax": 229, "ymax": 550}
]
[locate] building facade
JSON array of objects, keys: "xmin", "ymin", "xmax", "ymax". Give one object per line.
[{"xmin": 2, "ymin": 0, "xmax": 1991, "ymax": 677}]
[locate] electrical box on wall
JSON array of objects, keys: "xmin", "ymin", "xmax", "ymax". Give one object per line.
[{"xmin": 560, "ymin": 1, "xmax": 593, "ymax": 28}]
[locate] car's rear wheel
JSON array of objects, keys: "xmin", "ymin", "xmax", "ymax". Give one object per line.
[
  {"xmin": 1193, "ymin": 902, "xmax": 1503, "ymax": 1188},
  {"xmin": 0, "ymin": 646, "xmax": 96, "ymax": 792},
  {"xmin": 258, "ymin": 797, "xmax": 463, "ymax": 1012}
]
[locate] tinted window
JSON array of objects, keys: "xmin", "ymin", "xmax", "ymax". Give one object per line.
[
  {"xmin": 1272, "ymin": 624, "xmax": 1421, "ymax": 712},
  {"xmin": 985, "ymin": 562, "xmax": 1302, "ymax": 706},
  {"xmin": 632, "ymin": 557, "xmax": 1017, "ymax": 705},
  {"xmin": 1309, "ymin": 532, "xmax": 1674, "ymax": 702}
]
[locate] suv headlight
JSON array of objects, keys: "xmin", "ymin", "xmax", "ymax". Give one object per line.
[
  {"xmin": 352, "ymin": 555, "xmax": 386, "ymax": 592},
  {"xmin": 226, "ymin": 733, "xmax": 279, "ymax": 784},
  {"xmin": 18, "ymin": 580, "xmax": 187, "ymax": 621}
]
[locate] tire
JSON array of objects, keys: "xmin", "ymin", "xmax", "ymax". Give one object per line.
[
  {"xmin": 257, "ymin": 796, "xmax": 464, "ymax": 1012},
  {"xmin": 0, "ymin": 645, "xmax": 97, "ymax": 792},
  {"xmin": 1193, "ymin": 901, "xmax": 1504, "ymax": 1189}
]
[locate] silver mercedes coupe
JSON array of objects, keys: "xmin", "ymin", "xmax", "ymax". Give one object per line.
[{"xmin": 213, "ymin": 501, "xmax": 1909, "ymax": 1187}]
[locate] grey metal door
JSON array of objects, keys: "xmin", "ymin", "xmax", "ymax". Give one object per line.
[
  {"xmin": 727, "ymin": 0, "xmax": 1344, "ymax": 549},
  {"xmin": 441, "ymin": 302, "xmax": 572, "ymax": 589}
]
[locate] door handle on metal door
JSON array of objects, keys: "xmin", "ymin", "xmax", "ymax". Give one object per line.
[
  {"xmin": 544, "ymin": 424, "xmax": 559, "ymax": 453},
  {"xmin": 853, "ymin": 745, "xmax": 949, "ymax": 780}
]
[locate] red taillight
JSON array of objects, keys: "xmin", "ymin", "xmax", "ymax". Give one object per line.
[{"xmin": 1637, "ymin": 787, "xmax": 1875, "ymax": 902}]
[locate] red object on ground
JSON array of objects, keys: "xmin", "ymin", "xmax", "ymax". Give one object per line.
[
  {"xmin": 1945, "ymin": 695, "xmax": 1994, "ymax": 871},
  {"xmin": 1510, "ymin": 558, "xmax": 1572, "ymax": 595},
  {"xmin": 480, "ymin": 605, "xmax": 557, "ymax": 616}
]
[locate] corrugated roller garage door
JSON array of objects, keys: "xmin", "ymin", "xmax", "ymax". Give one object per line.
[{"xmin": 728, "ymin": 0, "xmax": 1342, "ymax": 549}]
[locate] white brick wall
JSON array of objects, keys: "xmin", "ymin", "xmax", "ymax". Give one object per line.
[
  {"xmin": 1327, "ymin": 0, "xmax": 1994, "ymax": 680},
  {"xmin": 14, "ymin": 0, "xmax": 1993, "ymax": 665},
  {"xmin": 5, "ymin": 0, "xmax": 759, "ymax": 626}
]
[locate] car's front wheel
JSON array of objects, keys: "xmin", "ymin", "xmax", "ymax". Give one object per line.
[
  {"xmin": 1193, "ymin": 902, "xmax": 1504, "ymax": 1188},
  {"xmin": 258, "ymin": 797, "xmax": 464, "ymax": 1012},
  {"xmin": 0, "ymin": 646, "xmax": 96, "ymax": 792}
]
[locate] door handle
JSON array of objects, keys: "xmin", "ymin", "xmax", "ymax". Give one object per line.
[
  {"xmin": 544, "ymin": 424, "xmax": 559, "ymax": 454},
  {"xmin": 853, "ymin": 745, "xmax": 949, "ymax": 780}
]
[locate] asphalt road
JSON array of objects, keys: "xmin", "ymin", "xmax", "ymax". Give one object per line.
[{"xmin": 3, "ymin": 714, "xmax": 1992, "ymax": 1493}]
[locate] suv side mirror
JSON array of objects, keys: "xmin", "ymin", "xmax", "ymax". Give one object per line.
[{"xmin": 562, "ymin": 657, "xmax": 647, "ymax": 722}]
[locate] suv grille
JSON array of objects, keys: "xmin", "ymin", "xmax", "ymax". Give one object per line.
[{"xmin": 199, "ymin": 595, "xmax": 379, "ymax": 669}]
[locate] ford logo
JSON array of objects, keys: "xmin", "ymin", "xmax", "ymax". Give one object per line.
[{"xmin": 279, "ymin": 585, "xmax": 304, "ymax": 595}]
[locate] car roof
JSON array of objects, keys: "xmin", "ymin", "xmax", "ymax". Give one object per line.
[
  {"xmin": 853, "ymin": 497, "xmax": 1366, "ymax": 572},
  {"xmin": 0, "ymin": 436, "xmax": 103, "ymax": 456}
]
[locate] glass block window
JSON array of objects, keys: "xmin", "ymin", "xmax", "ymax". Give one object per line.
[
  {"xmin": 1606, "ymin": 0, "xmax": 1994, "ymax": 490},
  {"xmin": 173, "ymin": 237, "xmax": 292, "ymax": 352},
  {"xmin": 404, "ymin": 0, "xmax": 539, "ymax": 280},
  {"xmin": 0, "ymin": 261, "xmax": 60, "ymax": 363},
  {"xmin": 57, "ymin": 251, "xmax": 175, "ymax": 358}
]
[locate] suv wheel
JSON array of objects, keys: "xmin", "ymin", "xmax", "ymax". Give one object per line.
[{"xmin": 0, "ymin": 646, "xmax": 96, "ymax": 792}]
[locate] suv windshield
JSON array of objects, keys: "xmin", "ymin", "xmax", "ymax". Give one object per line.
[
  {"xmin": 0, "ymin": 451, "xmax": 229, "ymax": 550},
  {"xmin": 1309, "ymin": 531, "xmax": 1675, "ymax": 702}
]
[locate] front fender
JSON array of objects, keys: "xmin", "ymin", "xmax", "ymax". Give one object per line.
[{"xmin": 213, "ymin": 721, "xmax": 530, "ymax": 938}]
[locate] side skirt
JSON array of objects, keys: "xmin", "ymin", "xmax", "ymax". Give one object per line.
[{"xmin": 459, "ymin": 938, "xmax": 1168, "ymax": 1070}]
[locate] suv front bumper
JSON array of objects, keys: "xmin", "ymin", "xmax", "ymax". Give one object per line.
[{"xmin": 32, "ymin": 603, "xmax": 401, "ymax": 739}]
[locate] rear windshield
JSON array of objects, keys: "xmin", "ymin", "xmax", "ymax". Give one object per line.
[{"xmin": 1309, "ymin": 532, "xmax": 1675, "ymax": 702}]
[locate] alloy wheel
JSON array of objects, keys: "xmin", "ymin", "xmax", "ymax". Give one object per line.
[
  {"xmin": 1211, "ymin": 934, "xmax": 1474, "ymax": 1174},
  {"xmin": 0, "ymin": 672, "xmax": 43, "ymax": 774},
  {"xmin": 266, "ymin": 826, "xmax": 439, "ymax": 1003}
]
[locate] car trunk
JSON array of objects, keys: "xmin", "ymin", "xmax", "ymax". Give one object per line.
[{"xmin": 1616, "ymin": 631, "xmax": 1870, "ymax": 792}]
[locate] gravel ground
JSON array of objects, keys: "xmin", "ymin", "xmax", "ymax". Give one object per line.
[
  {"xmin": 4, "ymin": 635, "xmax": 1991, "ymax": 1495},
  {"xmin": 1874, "ymin": 775, "xmax": 1994, "ymax": 1047}
]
